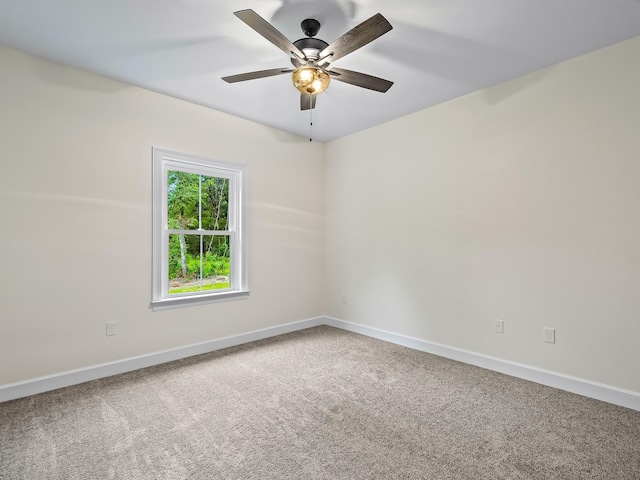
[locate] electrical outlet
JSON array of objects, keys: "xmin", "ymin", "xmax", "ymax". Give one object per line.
[
  {"xmin": 341, "ymin": 294, "xmax": 347, "ymax": 304},
  {"xmin": 543, "ymin": 327, "xmax": 555, "ymax": 344},
  {"xmin": 494, "ymin": 319, "xmax": 504, "ymax": 334},
  {"xmin": 106, "ymin": 322, "xmax": 117, "ymax": 336}
]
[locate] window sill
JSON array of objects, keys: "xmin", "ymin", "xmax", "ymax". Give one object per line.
[{"xmin": 151, "ymin": 290, "xmax": 250, "ymax": 311}]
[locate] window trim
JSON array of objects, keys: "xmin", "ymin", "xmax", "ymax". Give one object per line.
[{"xmin": 151, "ymin": 147, "xmax": 249, "ymax": 311}]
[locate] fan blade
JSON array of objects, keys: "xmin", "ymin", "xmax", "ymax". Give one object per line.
[
  {"xmin": 300, "ymin": 94, "xmax": 317, "ymax": 110},
  {"xmin": 328, "ymin": 67, "xmax": 393, "ymax": 93},
  {"xmin": 319, "ymin": 13, "xmax": 392, "ymax": 64},
  {"xmin": 234, "ymin": 9, "xmax": 305, "ymax": 60},
  {"xmin": 222, "ymin": 68, "xmax": 293, "ymax": 83}
]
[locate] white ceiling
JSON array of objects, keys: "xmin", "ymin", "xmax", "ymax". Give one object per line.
[{"xmin": 1, "ymin": 0, "xmax": 640, "ymax": 142}]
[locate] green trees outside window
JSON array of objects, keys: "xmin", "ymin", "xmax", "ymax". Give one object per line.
[{"xmin": 167, "ymin": 171, "xmax": 231, "ymax": 294}]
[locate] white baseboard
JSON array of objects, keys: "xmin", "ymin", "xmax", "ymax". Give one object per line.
[
  {"xmin": 3, "ymin": 315, "xmax": 639, "ymax": 412},
  {"xmin": 0, "ymin": 317, "xmax": 324, "ymax": 403},
  {"xmin": 322, "ymin": 316, "xmax": 640, "ymax": 412}
]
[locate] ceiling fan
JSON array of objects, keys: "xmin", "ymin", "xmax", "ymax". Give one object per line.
[{"xmin": 222, "ymin": 9, "xmax": 393, "ymax": 111}]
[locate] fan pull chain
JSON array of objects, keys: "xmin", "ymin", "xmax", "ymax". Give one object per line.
[{"xmin": 309, "ymin": 95, "xmax": 313, "ymax": 142}]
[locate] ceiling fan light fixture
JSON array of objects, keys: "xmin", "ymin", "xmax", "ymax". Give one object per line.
[{"xmin": 292, "ymin": 67, "xmax": 330, "ymax": 95}]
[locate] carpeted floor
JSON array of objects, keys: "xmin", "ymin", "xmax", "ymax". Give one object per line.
[{"xmin": 1, "ymin": 326, "xmax": 639, "ymax": 479}]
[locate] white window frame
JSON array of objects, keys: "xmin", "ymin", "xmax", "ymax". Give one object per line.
[{"xmin": 151, "ymin": 147, "xmax": 249, "ymax": 311}]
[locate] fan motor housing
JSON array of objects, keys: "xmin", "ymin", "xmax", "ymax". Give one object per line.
[{"xmin": 291, "ymin": 37, "xmax": 329, "ymax": 64}]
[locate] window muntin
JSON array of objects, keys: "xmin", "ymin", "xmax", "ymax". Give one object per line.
[{"xmin": 152, "ymin": 148, "xmax": 248, "ymax": 310}]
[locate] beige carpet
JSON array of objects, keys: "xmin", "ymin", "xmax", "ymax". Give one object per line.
[{"xmin": 1, "ymin": 326, "xmax": 639, "ymax": 479}]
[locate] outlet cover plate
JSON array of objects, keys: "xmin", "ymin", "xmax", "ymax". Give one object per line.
[
  {"xmin": 543, "ymin": 327, "xmax": 555, "ymax": 344},
  {"xmin": 106, "ymin": 322, "xmax": 117, "ymax": 336}
]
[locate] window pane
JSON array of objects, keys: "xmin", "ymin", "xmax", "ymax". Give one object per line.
[
  {"xmin": 167, "ymin": 171, "xmax": 229, "ymax": 232},
  {"xmin": 200, "ymin": 176, "xmax": 229, "ymax": 231},
  {"xmin": 167, "ymin": 171, "xmax": 201, "ymax": 230},
  {"xmin": 201, "ymin": 235, "xmax": 231, "ymax": 291},
  {"xmin": 168, "ymin": 234, "xmax": 230, "ymax": 295}
]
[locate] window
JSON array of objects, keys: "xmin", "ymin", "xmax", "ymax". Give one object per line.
[{"xmin": 152, "ymin": 148, "xmax": 248, "ymax": 310}]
